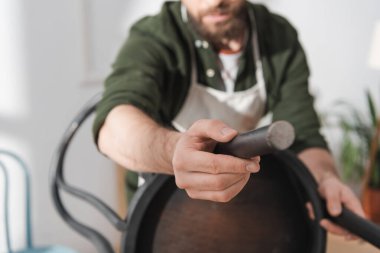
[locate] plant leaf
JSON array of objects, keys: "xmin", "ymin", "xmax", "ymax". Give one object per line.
[{"xmin": 366, "ymin": 90, "xmax": 377, "ymax": 128}]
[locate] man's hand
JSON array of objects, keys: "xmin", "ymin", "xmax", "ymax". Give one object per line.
[
  {"xmin": 299, "ymin": 148, "xmax": 366, "ymax": 240},
  {"xmin": 318, "ymin": 175, "xmax": 366, "ymax": 239},
  {"xmin": 172, "ymin": 119, "xmax": 261, "ymax": 202}
]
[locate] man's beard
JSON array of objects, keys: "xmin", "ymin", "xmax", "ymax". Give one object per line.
[{"xmin": 189, "ymin": 1, "xmax": 248, "ymax": 49}]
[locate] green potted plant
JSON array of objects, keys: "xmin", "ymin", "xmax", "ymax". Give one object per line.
[{"xmin": 326, "ymin": 90, "xmax": 380, "ymax": 223}]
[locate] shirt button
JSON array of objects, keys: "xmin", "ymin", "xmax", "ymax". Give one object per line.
[
  {"xmin": 206, "ymin": 69, "xmax": 215, "ymax": 78},
  {"xmin": 195, "ymin": 40, "xmax": 202, "ymax": 48},
  {"xmin": 202, "ymin": 41, "xmax": 209, "ymax": 49}
]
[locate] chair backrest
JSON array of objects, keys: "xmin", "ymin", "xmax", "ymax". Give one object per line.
[
  {"xmin": 1, "ymin": 150, "xmax": 79, "ymax": 253},
  {"xmin": 0, "ymin": 150, "xmax": 33, "ymax": 253},
  {"xmin": 50, "ymin": 94, "xmax": 125, "ymax": 253}
]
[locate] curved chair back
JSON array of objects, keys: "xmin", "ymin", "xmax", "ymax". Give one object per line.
[{"xmin": 50, "ymin": 94, "xmax": 125, "ymax": 253}]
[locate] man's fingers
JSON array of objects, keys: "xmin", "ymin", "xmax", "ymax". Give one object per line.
[
  {"xmin": 317, "ymin": 178, "xmax": 364, "ymax": 240},
  {"xmin": 326, "ymin": 191, "xmax": 342, "ymax": 216},
  {"xmin": 305, "ymin": 202, "xmax": 315, "ymax": 220},
  {"xmin": 320, "ymin": 181, "xmax": 342, "ymax": 216},
  {"xmin": 250, "ymin": 156, "xmax": 261, "ymax": 163},
  {"xmin": 320, "ymin": 219, "xmax": 348, "ymax": 235},
  {"xmin": 306, "ymin": 202, "xmax": 359, "ymax": 240},
  {"xmin": 186, "ymin": 173, "xmax": 250, "ymax": 202},
  {"xmin": 188, "ymin": 119, "xmax": 238, "ymax": 143},
  {"xmin": 320, "ymin": 219, "xmax": 358, "ymax": 240},
  {"xmin": 178, "ymin": 150, "xmax": 260, "ymax": 174},
  {"xmin": 175, "ymin": 172, "xmax": 249, "ymax": 191},
  {"xmin": 341, "ymin": 187, "xmax": 366, "ymax": 218}
]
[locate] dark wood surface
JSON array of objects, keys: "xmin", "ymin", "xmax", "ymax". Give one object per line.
[{"xmin": 134, "ymin": 157, "xmax": 313, "ymax": 253}]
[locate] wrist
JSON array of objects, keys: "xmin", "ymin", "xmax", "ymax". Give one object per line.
[
  {"xmin": 297, "ymin": 148, "xmax": 339, "ymax": 184},
  {"xmin": 157, "ymin": 128, "xmax": 181, "ymax": 174}
]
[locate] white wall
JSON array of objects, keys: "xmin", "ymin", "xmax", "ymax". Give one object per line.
[
  {"xmin": 0, "ymin": 0, "xmax": 380, "ymax": 252},
  {"xmin": 1, "ymin": 0, "xmax": 119, "ymax": 252},
  {"xmin": 260, "ymin": 0, "xmax": 380, "ymax": 105}
]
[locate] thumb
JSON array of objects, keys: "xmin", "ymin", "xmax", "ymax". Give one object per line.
[
  {"xmin": 188, "ymin": 119, "xmax": 238, "ymax": 142},
  {"xmin": 321, "ymin": 183, "xmax": 342, "ymax": 217}
]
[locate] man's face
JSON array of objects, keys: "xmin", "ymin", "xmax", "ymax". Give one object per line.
[{"xmin": 182, "ymin": 0, "xmax": 247, "ymax": 43}]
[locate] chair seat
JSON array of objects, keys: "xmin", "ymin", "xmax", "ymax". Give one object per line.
[{"xmin": 124, "ymin": 155, "xmax": 318, "ymax": 253}]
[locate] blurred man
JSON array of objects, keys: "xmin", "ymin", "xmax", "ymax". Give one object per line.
[{"xmin": 94, "ymin": 0, "xmax": 364, "ymax": 239}]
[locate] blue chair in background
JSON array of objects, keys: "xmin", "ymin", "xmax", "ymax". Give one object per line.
[{"xmin": 0, "ymin": 149, "xmax": 77, "ymax": 253}]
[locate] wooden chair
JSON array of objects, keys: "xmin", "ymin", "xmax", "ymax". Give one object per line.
[{"xmin": 50, "ymin": 94, "xmax": 380, "ymax": 253}]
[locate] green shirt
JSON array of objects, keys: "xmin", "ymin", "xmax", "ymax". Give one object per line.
[
  {"xmin": 94, "ymin": 1, "xmax": 327, "ymax": 151},
  {"xmin": 93, "ymin": 1, "xmax": 328, "ymax": 200}
]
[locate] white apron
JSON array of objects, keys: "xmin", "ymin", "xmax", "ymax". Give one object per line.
[
  {"xmin": 139, "ymin": 8, "xmax": 268, "ymax": 186},
  {"xmin": 172, "ymin": 8, "xmax": 267, "ymax": 133}
]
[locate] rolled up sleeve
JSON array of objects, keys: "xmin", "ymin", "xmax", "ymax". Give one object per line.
[{"xmin": 93, "ymin": 27, "xmax": 167, "ymax": 143}]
